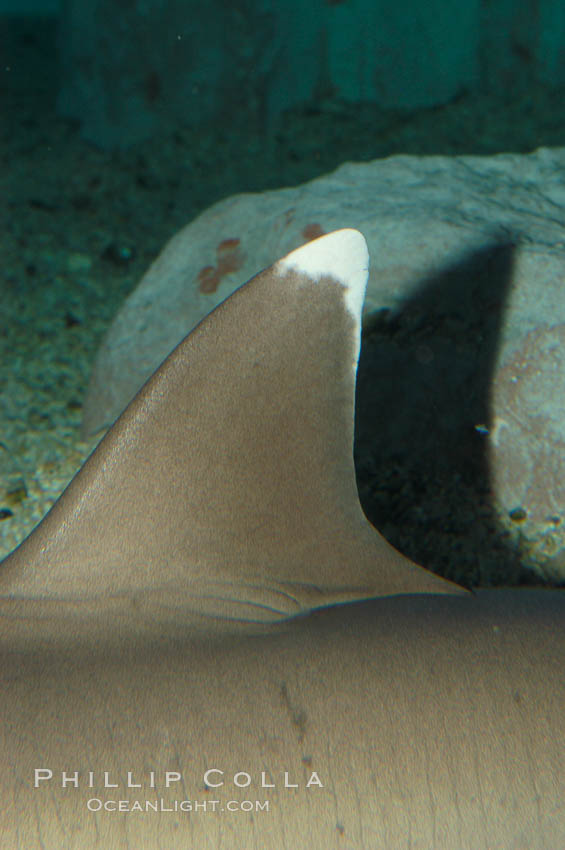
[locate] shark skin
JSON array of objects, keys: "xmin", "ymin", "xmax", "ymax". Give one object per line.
[{"xmin": 0, "ymin": 229, "xmax": 564, "ymax": 848}]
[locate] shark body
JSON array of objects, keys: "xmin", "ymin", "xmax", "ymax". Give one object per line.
[{"xmin": 0, "ymin": 230, "xmax": 563, "ymax": 848}]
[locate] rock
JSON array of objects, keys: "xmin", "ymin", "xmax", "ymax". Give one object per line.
[{"xmin": 83, "ymin": 147, "xmax": 565, "ymax": 579}]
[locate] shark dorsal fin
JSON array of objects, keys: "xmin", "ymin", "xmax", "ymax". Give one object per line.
[{"xmin": 0, "ymin": 229, "xmax": 462, "ymax": 635}]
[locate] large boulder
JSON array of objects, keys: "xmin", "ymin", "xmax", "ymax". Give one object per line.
[{"xmin": 83, "ymin": 147, "xmax": 565, "ymax": 579}]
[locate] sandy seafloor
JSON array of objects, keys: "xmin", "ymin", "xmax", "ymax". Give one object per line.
[{"xmin": 2, "ymin": 15, "xmax": 565, "ymax": 586}]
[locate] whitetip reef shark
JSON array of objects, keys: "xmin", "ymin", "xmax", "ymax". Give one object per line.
[{"xmin": 0, "ymin": 229, "xmax": 563, "ymax": 849}]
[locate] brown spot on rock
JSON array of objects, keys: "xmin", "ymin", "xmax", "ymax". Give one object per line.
[
  {"xmin": 197, "ymin": 265, "xmax": 219, "ymax": 294},
  {"xmin": 302, "ymin": 223, "xmax": 326, "ymax": 242},
  {"xmin": 216, "ymin": 238, "xmax": 244, "ymax": 278},
  {"xmin": 197, "ymin": 238, "xmax": 245, "ymax": 294},
  {"xmin": 217, "ymin": 237, "xmax": 241, "ymax": 252}
]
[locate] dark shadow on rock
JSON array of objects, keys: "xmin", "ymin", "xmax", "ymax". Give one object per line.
[{"xmin": 354, "ymin": 239, "xmax": 545, "ymax": 588}]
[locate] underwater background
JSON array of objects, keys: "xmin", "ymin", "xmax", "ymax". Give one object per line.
[{"xmin": 2, "ymin": 0, "xmax": 565, "ymax": 584}]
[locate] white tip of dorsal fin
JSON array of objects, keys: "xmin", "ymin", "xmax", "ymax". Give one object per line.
[
  {"xmin": 279, "ymin": 228, "xmax": 369, "ymax": 323},
  {"xmin": 0, "ymin": 228, "xmax": 464, "ymax": 641},
  {"xmin": 278, "ymin": 229, "xmax": 369, "ymax": 380}
]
